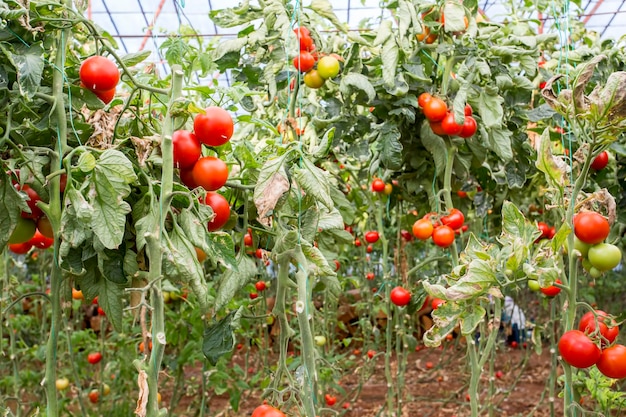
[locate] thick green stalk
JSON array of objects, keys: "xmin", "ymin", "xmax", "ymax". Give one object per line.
[
  {"xmin": 272, "ymin": 254, "xmax": 295, "ymax": 392},
  {"xmin": 44, "ymin": 4, "xmax": 72, "ymax": 414},
  {"xmin": 442, "ymin": 146, "xmax": 459, "ymax": 266},
  {"xmin": 293, "ymin": 246, "xmax": 317, "ymax": 417},
  {"xmin": 144, "ymin": 65, "xmax": 183, "ymax": 417}
]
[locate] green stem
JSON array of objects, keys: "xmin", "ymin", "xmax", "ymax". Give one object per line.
[
  {"xmin": 272, "ymin": 254, "xmax": 296, "ymax": 395},
  {"xmin": 144, "ymin": 64, "xmax": 183, "ymax": 417},
  {"xmin": 443, "ymin": 145, "xmax": 459, "ymax": 267}
]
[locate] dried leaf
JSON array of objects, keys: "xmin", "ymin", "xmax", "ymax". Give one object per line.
[
  {"xmin": 255, "ymin": 171, "xmax": 289, "ymax": 226},
  {"xmin": 135, "ymin": 369, "xmax": 148, "ymax": 417}
]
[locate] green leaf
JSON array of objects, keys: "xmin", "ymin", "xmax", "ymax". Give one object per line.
[
  {"xmin": 309, "ymin": 0, "xmax": 347, "ymax": 32},
  {"xmin": 61, "ymin": 188, "xmax": 93, "ymax": 248},
  {"xmin": 203, "ymin": 308, "xmax": 242, "ymax": 366},
  {"xmin": 119, "ymin": 51, "xmax": 152, "ymax": 67},
  {"xmin": 381, "ymin": 37, "xmax": 399, "ymax": 88},
  {"xmin": 488, "ymin": 127, "xmax": 513, "ymax": 161},
  {"xmin": 478, "ymin": 88, "xmax": 504, "ymax": 129},
  {"xmin": 310, "ymin": 128, "xmax": 334, "ymax": 160},
  {"xmin": 373, "ymin": 19, "xmax": 393, "ymax": 46},
  {"xmin": 215, "ymin": 254, "xmax": 257, "ymax": 311},
  {"xmin": 526, "ymin": 104, "xmax": 556, "ymax": 122},
  {"xmin": 11, "ymin": 43, "xmax": 44, "ymax": 98},
  {"xmin": 442, "ymin": 1, "xmax": 466, "ymax": 33},
  {"xmin": 133, "ymin": 194, "xmax": 158, "ymax": 252},
  {"xmin": 79, "ymin": 257, "xmax": 125, "ymax": 331},
  {"xmin": 339, "ymin": 73, "xmax": 376, "ymax": 104},
  {"xmin": 0, "ymin": 170, "xmax": 29, "ymax": 248},
  {"xmin": 210, "ymin": 2, "xmax": 262, "ymax": 27},
  {"xmin": 163, "ymin": 223, "xmax": 209, "ymax": 311},
  {"xmin": 460, "ymin": 305, "xmax": 486, "ymax": 335},
  {"xmin": 330, "ymin": 186, "xmax": 355, "ymax": 225},
  {"xmin": 317, "ymin": 207, "xmax": 344, "ymax": 231},
  {"xmin": 302, "ymin": 242, "xmax": 336, "ymax": 277},
  {"xmin": 77, "ymin": 151, "xmax": 97, "ymax": 172},
  {"xmin": 206, "ymin": 232, "xmax": 237, "ymax": 270},
  {"xmin": 374, "ymin": 124, "xmax": 403, "ymax": 170},
  {"xmin": 500, "ymin": 201, "xmax": 539, "ymax": 244},
  {"xmin": 0, "ymin": 1, "xmax": 27, "ymax": 19},
  {"xmin": 99, "ymin": 247, "xmax": 128, "ymax": 284},
  {"xmin": 213, "ymin": 37, "xmax": 247, "ymax": 62},
  {"xmin": 293, "ymin": 157, "xmax": 333, "ymax": 210},
  {"xmin": 535, "ymin": 128, "xmax": 569, "ymax": 189},
  {"xmin": 420, "ymin": 120, "xmax": 447, "ymax": 176}
]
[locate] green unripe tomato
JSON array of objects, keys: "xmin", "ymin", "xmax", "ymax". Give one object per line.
[
  {"xmin": 314, "ymin": 335, "xmax": 327, "ymax": 346},
  {"xmin": 588, "ymin": 243, "xmax": 622, "ymax": 271},
  {"xmin": 303, "ymin": 69, "xmax": 325, "ymax": 89},
  {"xmin": 588, "ymin": 267, "xmax": 602, "ymax": 279},
  {"xmin": 527, "ymin": 279, "xmax": 540, "ymax": 292},
  {"xmin": 574, "ymin": 237, "xmax": 591, "ymax": 258},
  {"xmin": 317, "ymin": 56, "xmax": 340, "ymax": 79},
  {"xmin": 8, "ymin": 217, "xmax": 36, "ymax": 244},
  {"xmin": 582, "ymin": 258, "xmax": 593, "ymax": 272}
]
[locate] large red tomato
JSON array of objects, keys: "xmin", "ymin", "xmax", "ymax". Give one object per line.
[
  {"xmin": 422, "ymin": 97, "xmax": 448, "ymax": 122},
  {"xmin": 203, "ymin": 192, "xmax": 231, "ymax": 231},
  {"xmin": 364, "ymin": 231, "xmax": 380, "ymax": 243},
  {"xmin": 192, "ymin": 156, "xmax": 228, "ymax": 191},
  {"xmin": 432, "ymin": 225, "xmax": 455, "ymax": 248},
  {"xmin": 390, "ymin": 286, "xmax": 411, "ymax": 306},
  {"xmin": 8, "ymin": 242, "xmax": 33, "ymax": 254},
  {"xmin": 440, "ymin": 112, "xmax": 464, "ymax": 136},
  {"xmin": 557, "ymin": 330, "xmax": 601, "ymax": 369},
  {"xmin": 179, "ymin": 167, "xmax": 198, "ymax": 189},
  {"xmin": 94, "ymin": 87, "xmax": 116, "ymax": 104},
  {"xmin": 251, "ymin": 404, "xmax": 286, "ymax": 417},
  {"xmin": 441, "ymin": 209, "xmax": 464, "ymax": 230},
  {"xmin": 579, "ymin": 310, "xmax": 619, "ymax": 345},
  {"xmin": 193, "ymin": 107, "xmax": 234, "ymax": 147},
  {"xmin": 293, "ymin": 51, "xmax": 315, "ymax": 73},
  {"xmin": 459, "ymin": 116, "xmax": 477, "ymax": 138},
  {"xmin": 574, "ymin": 211, "xmax": 610, "ymax": 244},
  {"xmin": 29, "ymin": 230, "xmax": 54, "ymax": 249},
  {"xmin": 172, "ymin": 130, "xmax": 201, "ymax": 169},
  {"xmin": 596, "ymin": 344, "xmax": 626, "ymax": 379},
  {"xmin": 79, "ymin": 56, "xmax": 120, "ymax": 92},
  {"xmin": 590, "ymin": 151, "xmax": 609, "ymax": 171}
]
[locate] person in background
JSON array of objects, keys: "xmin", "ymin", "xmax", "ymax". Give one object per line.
[{"xmin": 503, "ymin": 295, "xmax": 526, "ymax": 345}]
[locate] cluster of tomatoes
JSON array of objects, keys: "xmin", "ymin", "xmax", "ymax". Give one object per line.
[
  {"xmin": 173, "ymin": 106, "xmax": 234, "ymax": 231},
  {"xmin": 535, "ymin": 221, "xmax": 556, "ymax": 242},
  {"xmin": 370, "ymin": 178, "xmax": 393, "ymax": 195},
  {"xmin": 411, "ymin": 208, "xmax": 466, "ymax": 248},
  {"xmin": 419, "ymin": 93, "xmax": 477, "ymax": 138},
  {"xmin": 79, "ymin": 55, "xmax": 119, "ymax": 104},
  {"xmin": 558, "ymin": 310, "xmax": 625, "ymax": 379},
  {"xmin": 7, "ymin": 172, "xmax": 56, "ymax": 254},
  {"xmin": 293, "ymin": 27, "xmax": 341, "ymax": 89},
  {"xmin": 573, "ymin": 211, "xmax": 622, "ymax": 278}
]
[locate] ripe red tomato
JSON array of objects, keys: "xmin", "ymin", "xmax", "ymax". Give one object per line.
[
  {"xmin": 255, "ymin": 248, "xmax": 264, "ymax": 259},
  {"xmin": 540, "ymin": 279, "xmax": 561, "ymax": 297},
  {"xmin": 457, "ymin": 190, "xmax": 467, "ymax": 198},
  {"xmin": 325, "ymin": 394, "xmax": 337, "ymax": 406},
  {"xmin": 193, "ymin": 107, "xmax": 234, "ymax": 147},
  {"xmin": 179, "ymin": 167, "xmax": 198, "ymax": 189},
  {"xmin": 574, "ymin": 211, "xmax": 610, "ymax": 245},
  {"xmin": 293, "ymin": 51, "xmax": 315, "ymax": 73},
  {"xmin": 412, "ymin": 218, "xmax": 434, "ymax": 240},
  {"xmin": 17, "ymin": 184, "xmax": 43, "ymax": 220},
  {"xmin": 441, "ymin": 112, "xmax": 464, "ymax": 136},
  {"xmin": 595, "ymin": 344, "xmax": 626, "ymax": 379},
  {"xmin": 244, "ymin": 233, "xmax": 253, "ymax": 247},
  {"xmin": 255, "ymin": 281, "xmax": 266, "ymax": 291},
  {"xmin": 354, "ymin": 238, "xmax": 362, "ymax": 247},
  {"xmin": 422, "ymin": 97, "xmax": 448, "ymax": 122},
  {"xmin": 495, "ymin": 370, "xmax": 504, "ymax": 379},
  {"xmin": 371, "ymin": 178, "xmax": 385, "ymax": 192},
  {"xmin": 9, "ymin": 242, "xmax": 33, "ymax": 254},
  {"xmin": 334, "ymin": 260, "xmax": 340, "ymax": 271},
  {"xmin": 441, "ymin": 209, "xmax": 464, "ymax": 230},
  {"xmin": 366, "ymin": 244, "xmax": 373, "ymax": 253},
  {"xmin": 88, "ymin": 389, "xmax": 100, "ymax": 404},
  {"xmin": 37, "ymin": 216, "xmax": 54, "ymax": 239},
  {"xmin": 432, "ymin": 225, "xmax": 455, "ymax": 248},
  {"xmin": 366, "ymin": 272, "xmax": 375, "ymax": 280},
  {"xmin": 431, "ymin": 298, "xmax": 445, "ymax": 310},
  {"xmin": 464, "ymin": 104, "xmax": 473, "ymax": 116},
  {"xmin": 203, "ymin": 192, "xmax": 230, "ymax": 231},
  {"xmin": 364, "ymin": 231, "xmax": 380, "ymax": 243},
  {"xmin": 94, "ymin": 87, "xmax": 116, "ymax": 104},
  {"xmin": 342, "ymin": 402, "xmax": 350, "ymax": 409},
  {"xmin": 579, "ymin": 310, "xmax": 619, "ymax": 345},
  {"xmin": 367, "ymin": 349, "xmax": 375, "ymax": 359},
  {"xmin": 79, "ymin": 56, "xmax": 119, "ymax": 92},
  {"xmin": 591, "ymin": 151, "xmax": 609, "ymax": 171},
  {"xmin": 251, "ymin": 404, "xmax": 286, "ymax": 417},
  {"xmin": 249, "ymin": 292, "xmax": 258, "ymax": 300},
  {"xmin": 459, "ymin": 116, "xmax": 477, "ymax": 138},
  {"xmin": 418, "ymin": 92, "xmax": 432, "ymax": 108},
  {"xmin": 429, "ymin": 121, "xmax": 446, "ymax": 136},
  {"xmin": 296, "ymin": 29, "xmax": 314, "ymax": 51},
  {"xmin": 9, "ymin": 217, "xmax": 37, "ymax": 244},
  {"xmin": 29, "ymin": 230, "xmax": 53, "ymax": 249},
  {"xmin": 390, "ymin": 286, "xmax": 411, "ymax": 306},
  {"xmin": 558, "ymin": 330, "xmax": 601, "ymax": 369},
  {"xmin": 192, "ymin": 156, "xmax": 228, "ymax": 191},
  {"xmin": 400, "ymin": 230, "xmax": 413, "ymax": 241},
  {"xmin": 510, "ymin": 341, "xmax": 518, "ymax": 349},
  {"xmin": 87, "ymin": 352, "xmax": 103, "ymax": 365},
  {"xmin": 172, "ymin": 130, "xmax": 201, "ymax": 169},
  {"xmin": 537, "ymin": 221, "xmax": 550, "ymax": 239}
]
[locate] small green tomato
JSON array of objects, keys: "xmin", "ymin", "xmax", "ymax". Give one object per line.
[
  {"xmin": 527, "ymin": 279, "xmax": 540, "ymax": 292},
  {"xmin": 314, "ymin": 335, "xmax": 327, "ymax": 346}
]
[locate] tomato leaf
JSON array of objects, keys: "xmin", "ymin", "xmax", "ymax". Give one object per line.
[
  {"xmin": 423, "ymin": 302, "xmax": 462, "ymax": 347},
  {"xmin": 0, "ymin": 170, "xmax": 29, "ymax": 248},
  {"xmin": 78, "ymin": 256, "xmax": 125, "ymax": 331},
  {"xmin": 293, "ymin": 157, "xmax": 334, "ymax": 211},
  {"xmin": 119, "ymin": 51, "xmax": 152, "ymax": 67},
  {"xmin": 460, "ymin": 305, "xmax": 486, "ymax": 335},
  {"xmin": 374, "ymin": 124, "xmax": 403, "ymax": 170},
  {"xmin": 0, "ymin": 1, "xmax": 27, "ymax": 19},
  {"xmin": 381, "ymin": 37, "xmax": 399, "ymax": 88},
  {"xmin": 60, "ymin": 188, "xmax": 94, "ymax": 248},
  {"xmin": 163, "ymin": 223, "xmax": 209, "ymax": 311},
  {"xmin": 535, "ymin": 128, "xmax": 569, "ymax": 190},
  {"xmin": 478, "ymin": 87, "xmax": 504, "ymax": 129},
  {"xmin": 302, "ymin": 241, "xmax": 337, "ymax": 277},
  {"xmin": 203, "ymin": 308, "xmax": 242, "ymax": 366},
  {"xmin": 340, "ymin": 73, "xmax": 376, "ymax": 104},
  {"xmin": 442, "ymin": 1, "xmax": 466, "ymax": 33},
  {"xmin": 254, "ymin": 153, "xmax": 290, "ymax": 225},
  {"xmin": 6, "ymin": 43, "xmax": 44, "ymax": 99},
  {"xmin": 210, "ymin": 3, "xmax": 262, "ymax": 28},
  {"xmin": 487, "ymin": 127, "xmax": 513, "ymax": 161},
  {"xmin": 309, "ymin": 0, "xmax": 347, "ymax": 32},
  {"xmin": 133, "ymin": 193, "xmax": 158, "ymax": 252},
  {"xmin": 215, "ymin": 253, "xmax": 257, "ymax": 311},
  {"xmin": 99, "ymin": 247, "xmax": 128, "ymax": 284},
  {"xmin": 206, "ymin": 232, "xmax": 237, "ymax": 270},
  {"xmin": 213, "ymin": 37, "xmax": 248, "ymax": 62},
  {"xmin": 420, "ymin": 120, "xmax": 447, "ymax": 177}
]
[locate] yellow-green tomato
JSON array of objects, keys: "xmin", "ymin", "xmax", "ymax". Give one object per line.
[
  {"xmin": 304, "ymin": 69, "xmax": 325, "ymax": 89},
  {"xmin": 527, "ymin": 279, "xmax": 540, "ymax": 292},
  {"xmin": 314, "ymin": 335, "xmax": 327, "ymax": 346},
  {"xmin": 588, "ymin": 243, "xmax": 622, "ymax": 271},
  {"xmin": 56, "ymin": 377, "xmax": 70, "ymax": 391},
  {"xmin": 102, "ymin": 383, "xmax": 111, "ymax": 396},
  {"xmin": 317, "ymin": 56, "xmax": 340, "ymax": 79},
  {"xmin": 163, "ymin": 291, "xmax": 171, "ymax": 304}
]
